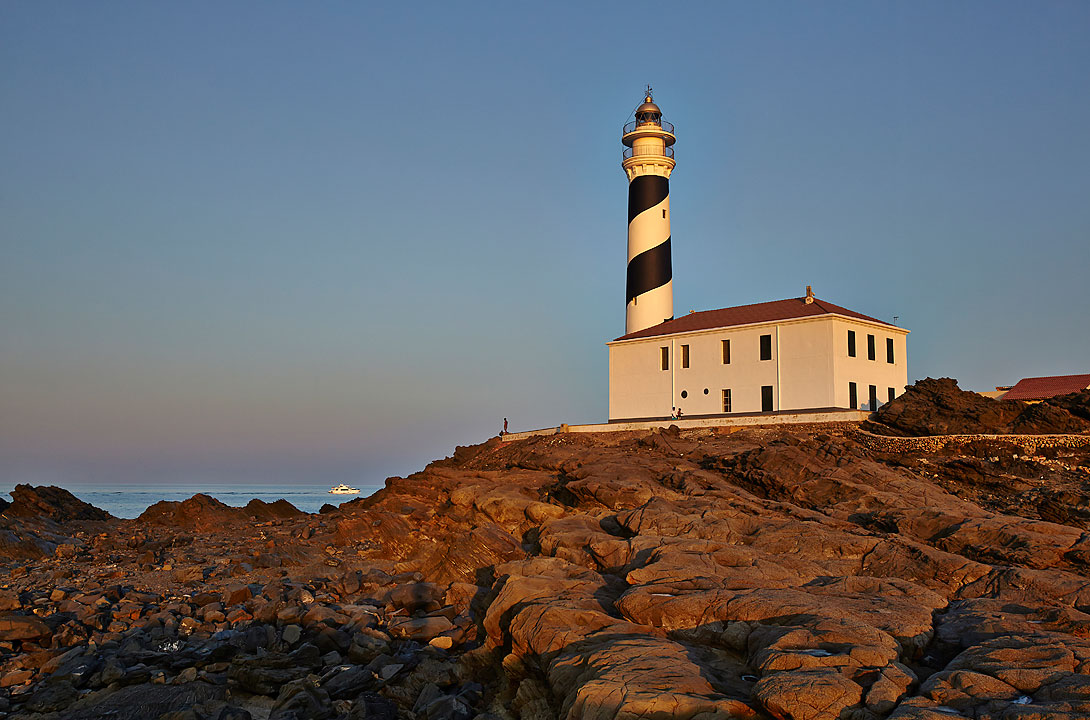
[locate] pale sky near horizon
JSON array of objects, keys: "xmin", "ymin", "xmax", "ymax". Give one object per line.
[{"xmin": 2, "ymin": 2, "xmax": 1088, "ymax": 487}]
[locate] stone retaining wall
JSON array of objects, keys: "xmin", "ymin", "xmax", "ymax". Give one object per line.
[
  {"xmin": 501, "ymin": 409, "xmax": 870, "ymax": 442},
  {"xmin": 504, "ymin": 418, "xmax": 1090, "ymax": 453},
  {"xmin": 854, "ymin": 428, "xmax": 1090, "ymax": 454}
]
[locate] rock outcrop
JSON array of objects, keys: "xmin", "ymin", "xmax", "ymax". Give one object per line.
[
  {"xmin": 867, "ymin": 377, "xmax": 1090, "ymax": 437},
  {"xmin": 1, "ymin": 415, "xmax": 1089, "ymax": 719},
  {"xmin": 4, "ymin": 485, "xmax": 112, "ymax": 524},
  {"xmin": 0, "ymin": 485, "xmax": 113, "ymax": 563},
  {"xmin": 138, "ymin": 494, "xmax": 302, "ymax": 530}
]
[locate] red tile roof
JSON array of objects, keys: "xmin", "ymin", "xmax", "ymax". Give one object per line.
[
  {"xmin": 1001, "ymin": 374, "xmax": 1090, "ymax": 401},
  {"xmin": 613, "ymin": 296, "xmax": 900, "ymax": 341}
]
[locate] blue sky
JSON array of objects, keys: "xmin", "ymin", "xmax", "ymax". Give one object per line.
[{"xmin": 2, "ymin": 2, "xmax": 1088, "ymax": 486}]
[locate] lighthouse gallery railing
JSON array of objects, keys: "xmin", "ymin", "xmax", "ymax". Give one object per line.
[
  {"xmin": 623, "ymin": 145, "xmax": 675, "ymax": 160},
  {"xmin": 623, "ymin": 119, "xmax": 675, "ymax": 135}
]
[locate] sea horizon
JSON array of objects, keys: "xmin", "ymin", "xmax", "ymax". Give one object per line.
[{"xmin": 0, "ymin": 480, "xmax": 386, "ymax": 519}]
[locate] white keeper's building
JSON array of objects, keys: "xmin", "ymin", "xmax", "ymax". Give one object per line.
[{"xmin": 607, "ymin": 288, "xmax": 909, "ymax": 421}]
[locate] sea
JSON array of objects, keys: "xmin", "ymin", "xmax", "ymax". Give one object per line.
[{"xmin": 0, "ymin": 482, "xmax": 386, "ymax": 520}]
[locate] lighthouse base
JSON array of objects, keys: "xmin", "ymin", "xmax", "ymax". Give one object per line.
[{"xmin": 626, "ymin": 279, "xmax": 673, "ymax": 335}]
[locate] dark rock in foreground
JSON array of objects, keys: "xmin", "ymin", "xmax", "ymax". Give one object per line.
[
  {"xmin": 1, "ymin": 410, "xmax": 1089, "ymax": 719},
  {"xmin": 4, "ymin": 485, "xmax": 112, "ymax": 524}
]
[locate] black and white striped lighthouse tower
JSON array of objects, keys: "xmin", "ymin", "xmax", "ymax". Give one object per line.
[{"xmin": 622, "ymin": 88, "xmax": 676, "ymax": 334}]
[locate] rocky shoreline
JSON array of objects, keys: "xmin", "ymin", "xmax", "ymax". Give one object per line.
[{"xmin": 2, "ymin": 380, "xmax": 1089, "ymax": 720}]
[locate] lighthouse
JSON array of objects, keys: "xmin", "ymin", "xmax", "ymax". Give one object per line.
[{"xmin": 622, "ymin": 88, "xmax": 676, "ymax": 335}]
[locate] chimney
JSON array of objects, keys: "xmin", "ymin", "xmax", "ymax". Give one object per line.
[{"xmin": 804, "ymin": 285, "xmax": 814, "ymax": 304}]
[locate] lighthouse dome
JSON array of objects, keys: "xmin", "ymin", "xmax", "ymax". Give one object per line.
[{"xmin": 636, "ymin": 98, "xmax": 661, "ymax": 115}]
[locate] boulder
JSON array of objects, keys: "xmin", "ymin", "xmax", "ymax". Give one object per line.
[
  {"xmin": 387, "ymin": 616, "xmax": 453, "ymax": 641},
  {"xmin": 0, "ymin": 614, "xmax": 52, "ymax": 641},
  {"xmin": 754, "ymin": 668, "xmax": 864, "ymax": 720}
]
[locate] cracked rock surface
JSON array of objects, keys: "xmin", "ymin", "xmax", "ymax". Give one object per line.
[{"xmin": 2, "ymin": 386, "xmax": 1090, "ymax": 719}]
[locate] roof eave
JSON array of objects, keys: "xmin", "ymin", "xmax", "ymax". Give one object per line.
[{"xmin": 607, "ymin": 312, "xmax": 909, "ymax": 346}]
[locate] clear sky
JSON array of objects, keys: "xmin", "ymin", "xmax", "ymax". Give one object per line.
[{"xmin": 3, "ymin": 2, "xmax": 1088, "ymax": 487}]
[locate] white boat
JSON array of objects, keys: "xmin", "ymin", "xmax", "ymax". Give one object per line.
[{"xmin": 329, "ymin": 484, "xmax": 360, "ymax": 495}]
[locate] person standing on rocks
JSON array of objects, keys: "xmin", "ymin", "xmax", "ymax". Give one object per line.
[{"xmin": 503, "ymin": 418, "xmax": 508, "ymax": 435}]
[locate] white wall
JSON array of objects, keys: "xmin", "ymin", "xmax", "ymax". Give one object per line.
[
  {"xmin": 777, "ymin": 319, "xmax": 837, "ymax": 411},
  {"xmin": 607, "ymin": 315, "xmax": 910, "ymax": 420},
  {"xmin": 668, "ymin": 324, "xmax": 779, "ymax": 416},
  {"xmin": 831, "ymin": 319, "xmax": 909, "ymax": 410},
  {"xmin": 608, "ymin": 339, "xmax": 673, "ymax": 420}
]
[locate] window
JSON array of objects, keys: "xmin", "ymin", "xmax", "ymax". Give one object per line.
[
  {"xmin": 662, "ymin": 208, "xmax": 667, "ymax": 219},
  {"xmin": 680, "ymin": 390, "xmax": 688, "ymax": 399},
  {"xmin": 847, "ymin": 330, "xmax": 856, "ymax": 357},
  {"xmin": 722, "ymin": 339, "xmax": 731, "ymax": 364},
  {"xmin": 888, "ymin": 387, "xmax": 896, "ymax": 403},
  {"xmin": 681, "ymin": 344, "xmax": 690, "ymax": 368},
  {"xmin": 869, "ymin": 385, "xmax": 878, "ymax": 411},
  {"xmin": 849, "ymin": 382, "xmax": 858, "ymax": 409},
  {"xmin": 886, "ymin": 338, "xmax": 895, "ymax": 364},
  {"xmin": 761, "ymin": 385, "xmax": 774, "ymax": 412},
  {"xmin": 760, "ymin": 334, "xmax": 772, "ymax": 361},
  {"xmin": 722, "ymin": 389, "xmax": 732, "ymax": 413},
  {"xmin": 660, "ymin": 347, "xmax": 669, "ymax": 371},
  {"xmin": 703, "ymin": 388, "xmax": 709, "ymax": 395},
  {"xmin": 867, "ymin": 334, "xmax": 876, "ymax": 361}
]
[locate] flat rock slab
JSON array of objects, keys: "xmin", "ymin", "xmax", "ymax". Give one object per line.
[
  {"xmin": 387, "ymin": 615, "xmax": 453, "ymax": 640},
  {"xmin": 0, "ymin": 614, "xmax": 51, "ymax": 641}
]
